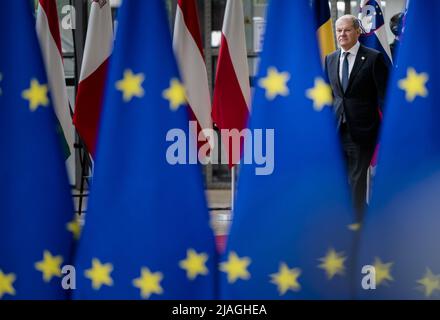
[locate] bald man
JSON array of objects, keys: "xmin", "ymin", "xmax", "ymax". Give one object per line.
[{"xmin": 325, "ymin": 15, "xmax": 389, "ymax": 219}]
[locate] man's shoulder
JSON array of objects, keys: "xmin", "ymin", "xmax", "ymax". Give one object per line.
[
  {"xmin": 359, "ymin": 45, "xmax": 382, "ymax": 58},
  {"xmin": 326, "ymin": 49, "xmax": 340, "ymax": 61}
]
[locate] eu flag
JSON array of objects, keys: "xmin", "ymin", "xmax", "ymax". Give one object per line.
[
  {"xmin": 0, "ymin": 1, "xmax": 75, "ymax": 299},
  {"xmin": 73, "ymin": 0, "xmax": 217, "ymax": 299},
  {"xmin": 357, "ymin": 1, "xmax": 440, "ymax": 299},
  {"xmin": 220, "ymin": 0, "xmax": 356, "ymax": 299}
]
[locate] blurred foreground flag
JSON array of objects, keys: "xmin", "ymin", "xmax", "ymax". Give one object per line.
[
  {"xmin": 220, "ymin": 0, "xmax": 355, "ymax": 299},
  {"xmin": 358, "ymin": 1, "xmax": 440, "ymax": 300},
  {"xmin": 73, "ymin": 0, "xmax": 217, "ymax": 299},
  {"xmin": 0, "ymin": 1, "xmax": 75, "ymax": 299}
]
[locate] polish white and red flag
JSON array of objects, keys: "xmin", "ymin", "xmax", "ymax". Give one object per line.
[
  {"xmin": 173, "ymin": 0, "xmax": 213, "ymax": 154},
  {"xmin": 36, "ymin": 0, "xmax": 76, "ymax": 182},
  {"xmin": 73, "ymin": 0, "xmax": 113, "ymax": 156},
  {"xmin": 212, "ymin": 0, "xmax": 251, "ymax": 167}
]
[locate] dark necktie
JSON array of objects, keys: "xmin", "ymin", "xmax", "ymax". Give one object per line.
[{"xmin": 341, "ymin": 52, "xmax": 350, "ymax": 92}]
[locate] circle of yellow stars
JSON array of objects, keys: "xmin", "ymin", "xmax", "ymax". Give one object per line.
[
  {"xmin": 84, "ymin": 258, "xmax": 114, "ymax": 290},
  {"xmin": 35, "ymin": 250, "xmax": 63, "ymax": 283},
  {"xmin": 318, "ymin": 248, "xmax": 347, "ymax": 279},
  {"xmin": 270, "ymin": 263, "xmax": 301, "ymax": 295},
  {"xmin": 258, "ymin": 67, "xmax": 290, "ymax": 100},
  {"xmin": 162, "ymin": 78, "xmax": 187, "ymax": 111},
  {"xmin": 372, "ymin": 257, "xmax": 393, "ymax": 286},
  {"xmin": 220, "ymin": 251, "xmax": 251, "ymax": 284},
  {"xmin": 66, "ymin": 218, "xmax": 82, "ymax": 241},
  {"xmin": 0, "ymin": 270, "xmax": 16, "ymax": 299},
  {"xmin": 258, "ymin": 66, "xmax": 332, "ymax": 111},
  {"xmin": 306, "ymin": 77, "xmax": 333, "ymax": 111},
  {"xmin": 348, "ymin": 223, "xmax": 361, "ymax": 231},
  {"xmin": 22, "ymin": 78, "xmax": 49, "ymax": 111},
  {"xmin": 115, "ymin": 69, "xmax": 186, "ymax": 111},
  {"xmin": 81, "ymin": 248, "xmax": 209, "ymax": 299},
  {"xmin": 417, "ymin": 268, "xmax": 440, "ymax": 298},
  {"xmin": 179, "ymin": 249, "xmax": 209, "ymax": 280},
  {"xmin": 398, "ymin": 67, "xmax": 429, "ymax": 102},
  {"xmin": 116, "ymin": 69, "xmax": 145, "ymax": 102},
  {"xmin": 133, "ymin": 267, "xmax": 164, "ymax": 299},
  {"xmin": 5, "ymin": 248, "xmax": 440, "ymax": 299}
]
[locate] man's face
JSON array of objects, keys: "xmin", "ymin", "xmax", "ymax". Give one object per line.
[{"xmin": 336, "ymin": 19, "xmax": 360, "ymax": 50}]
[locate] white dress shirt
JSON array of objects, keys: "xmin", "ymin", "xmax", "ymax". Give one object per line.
[{"xmin": 339, "ymin": 41, "xmax": 360, "ymax": 83}]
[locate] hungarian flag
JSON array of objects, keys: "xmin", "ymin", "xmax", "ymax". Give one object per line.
[
  {"xmin": 173, "ymin": 0, "xmax": 213, "ymax": 154},
  {"xmin": 36, "ymin": 0, "xmax": 75, "ymax": 181},
  {"xmin": 73, "ymin": 0, "xmax": 113, "ymax": 156},
  {"xmin": 212, "ymin": 0, "xmax": 251, "ymax": 167}
]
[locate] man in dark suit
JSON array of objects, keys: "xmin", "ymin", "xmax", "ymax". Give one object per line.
[{"xmin": 325, "ymin": 15, "xmax": 389, "ymax": 220}]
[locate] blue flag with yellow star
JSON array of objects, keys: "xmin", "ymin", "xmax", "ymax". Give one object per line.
[
  {"xmin": 73, "ymin": 0, "xmax": 217, "ymax": 299},
  {"xmin": 357, "ymin": 1, "xmax": 440, "ymax": 300},
  {"xmin": 0, "ymin": 1, "xmax": 75, "ymax": 299},
  {"xmin": 220, "ymin": 0, "xmax": 356, "ymax": 299}
]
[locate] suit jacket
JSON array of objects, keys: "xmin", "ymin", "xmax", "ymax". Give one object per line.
[{"xmin": 325, "ymin": 45, "xmax": 389, "ymax": 145}]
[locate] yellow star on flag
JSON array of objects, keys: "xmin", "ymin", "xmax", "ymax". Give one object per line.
[
  {"xmin": 133, "ymin": 267, "xmax": 164, "ymax": 299},
  {"xmin": 66, "ymin": 218, "xmax": 82, "ymax": 240},
  {"xmin": 22, "ymin": 78, "xmax": 49, "ymax": 111},
  {"xmin": 258, "ymin": 67, "xmax": 290, "ymax": 100},
  {"xmin": 398, "ymin": 67, "xmax": 429, "ymax": 102},
  {"xmin": 417, "ymin": 268, "xmax": 440, "ymax": 298},
  {"xmin": 116, "ymin": 69, "xmax": 145, "ymax": 102},
  {"xmin": 348, "ymin": 223, "xmax": 361, "ymax": 231},
  {"xmin": 179, "ymin": 249, "xmax": 209, "ymax": 280},
  {"xmin": 34, "ymin": 250, "xmax": 63, "ymax": 282},
  {"xmin": 162, "ymin": 78, "xmax": 186, "ymax": 111},
  {"xmin": 318, "ymin": 248, "xmax": 346, "ymax": 279},
  {"xmin": 306, "ymin": 77, "xmax": 333, "ymax": 111},
  {"xmin": 372, "ymin": 257, "xmax": 393, "ymax": 286},
  {"xmin": 84, "ymin": 258, "xmax": 114, "ymax": 290},
  {"xmin": 0, "ymin": 270, "xmax": 16, "ymax": 299},
  {"xmin": 270, "ymin": 263, "xmax": 301, "ymax": 295},
  {"xmin": 220, "ymin": 251, "xmax": 251, "ymax": 284}
]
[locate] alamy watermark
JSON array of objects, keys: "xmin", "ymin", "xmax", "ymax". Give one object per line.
[
  {"xmin": 61, "ymin": 265, "xmax": 76, "ymax": 290},
  {"xmin": 361, "ymin": 265, "xmax": 376, "ymax": 290},
  {"xmin": 165, "ymin": 121, "xmax": 275, "ymax": 176},
  {"xmin": 58, "ymin": 0, "xmax": 108, "ymax": 30},
  {"xmin": 359, "ymin": 5, "xmax": 379, "ymax": 33},
  {"xmin": 60, "ymin": 5, "xmax": 76, "ymax": 30}
]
